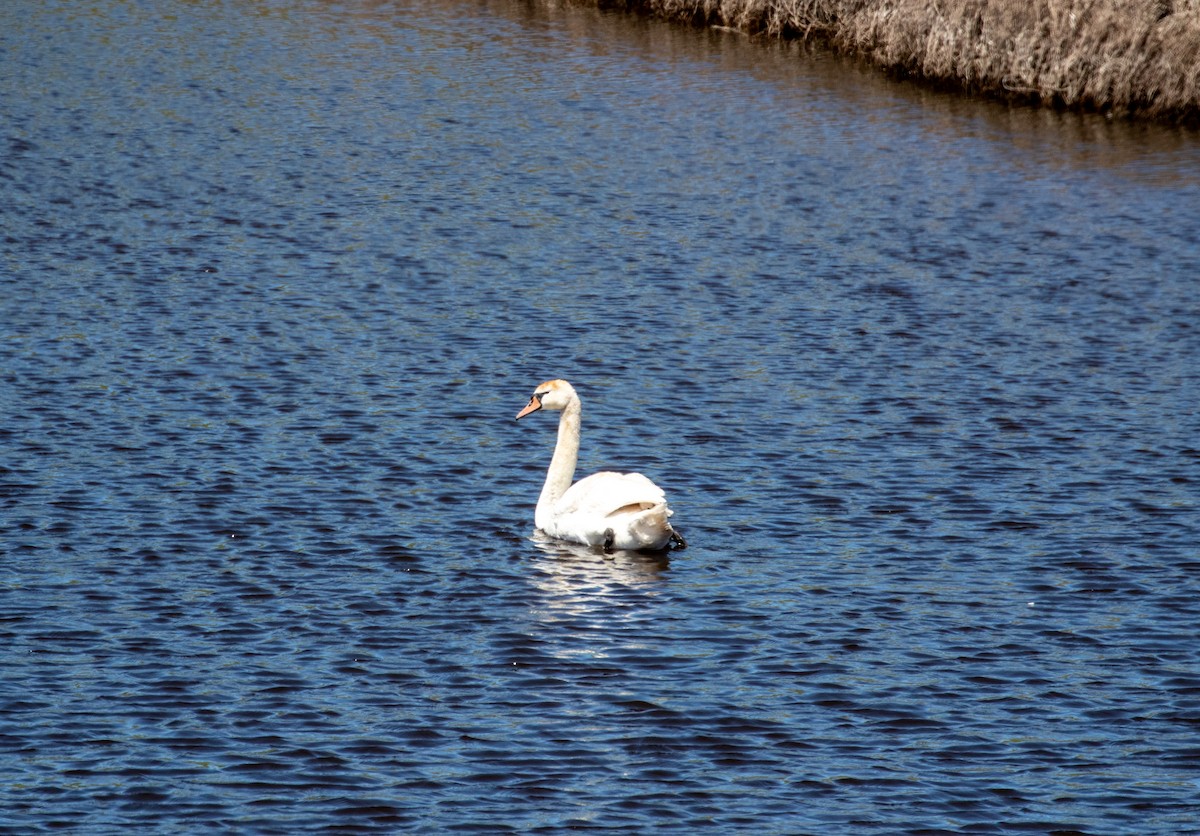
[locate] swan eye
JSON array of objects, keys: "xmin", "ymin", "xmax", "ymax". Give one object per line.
[{"xmin": 533, "ymin": 392, "xmax": 546, "ymax": 401}]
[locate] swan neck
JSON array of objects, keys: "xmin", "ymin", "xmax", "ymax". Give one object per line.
[{"xmin": 537, "ymin": 399, "xmax": 580, "ymax": 522}]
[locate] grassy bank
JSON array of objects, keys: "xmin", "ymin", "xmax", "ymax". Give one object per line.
[{"xmin": 589, "ymin": 0, "xmax": 1200, "ymax": 124}]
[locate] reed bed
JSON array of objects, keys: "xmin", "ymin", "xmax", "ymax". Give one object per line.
[{"xmin": 591, "ymin": 0, "xmax": 1200, "ymax": 124}]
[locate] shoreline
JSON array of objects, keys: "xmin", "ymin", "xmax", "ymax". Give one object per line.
[{"xmin": 585, "ymin": 0, "xmax": 1200, "ymax": 126}]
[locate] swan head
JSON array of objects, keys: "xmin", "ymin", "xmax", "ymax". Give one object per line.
[{"xmin": 516, "ymin": 379, "xmax": 577, "ymax": 420}]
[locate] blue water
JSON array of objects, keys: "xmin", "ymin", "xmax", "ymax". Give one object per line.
[{"xmin": 2, "ymin": 0, "xmax": 1199, "ymax": 832}]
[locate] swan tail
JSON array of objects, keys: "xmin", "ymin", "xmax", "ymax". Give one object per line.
[{"xmin": 617, "ymin": 502, "xmax": 682, "ymax": 551}]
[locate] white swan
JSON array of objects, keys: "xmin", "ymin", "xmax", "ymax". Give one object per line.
[{"xmin": 515, "ymin": 379, "xmax": 685, "ymax": 552}]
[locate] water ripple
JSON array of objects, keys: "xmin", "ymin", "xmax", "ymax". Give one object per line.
[{"xmin": 2, "ymin": 0, "xmax": 1199, "ymax": 832}]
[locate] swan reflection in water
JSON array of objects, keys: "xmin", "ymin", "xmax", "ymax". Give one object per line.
[
  {"xmin": 523, "ymin": 530, "xmax": 673, "ymax": 645},
  {"xmin": 528, "ymin": 529, "xmax": 672, "ymax": 579}
]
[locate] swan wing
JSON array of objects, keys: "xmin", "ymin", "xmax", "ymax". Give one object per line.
[
  {"xmin": 554, "ymin": 471, "xmax": 666, "ymax": 519},
  {"xmin": 543, "ymin": 471, "xmax": 676, "ymax": 550}
]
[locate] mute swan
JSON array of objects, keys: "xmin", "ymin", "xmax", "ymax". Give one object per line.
[{"xmin": 515, "ymin": 379, "xmax": 685, "ymax": 552}]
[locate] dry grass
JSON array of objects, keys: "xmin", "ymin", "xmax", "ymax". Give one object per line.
[{"xmin": 592, "ymin": 0, "xmax": 1200, "ymax": 123}]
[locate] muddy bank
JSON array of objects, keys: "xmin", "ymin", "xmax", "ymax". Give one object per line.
[{"xmin": 588, "ymin": 0, "xmax": 1200, "ymax": 124}]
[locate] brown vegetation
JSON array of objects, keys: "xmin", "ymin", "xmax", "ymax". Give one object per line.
[{"xmin": 588, "ymin": 0, "xmax": 1200, "ymax": 124}]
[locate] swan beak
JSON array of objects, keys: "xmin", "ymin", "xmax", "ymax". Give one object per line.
[{"xmin": 515, "ymin": 397, "xmax": 541, "ymax": 421}]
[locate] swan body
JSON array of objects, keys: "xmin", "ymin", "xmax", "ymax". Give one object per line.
[{"xmin": 515, "ymin": 379, "xmax": 684, "ymax": 552}]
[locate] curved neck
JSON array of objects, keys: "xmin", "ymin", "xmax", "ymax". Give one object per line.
[{"xmin": 536, "ymin": 398, "xmax": 580, "ymax": 525}]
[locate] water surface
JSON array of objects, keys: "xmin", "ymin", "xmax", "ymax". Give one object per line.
[{"xmin": 2, "ymin": 0, "xmax": 1199, "ymax": 832}]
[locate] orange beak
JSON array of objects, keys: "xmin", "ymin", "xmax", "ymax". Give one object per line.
[{"xmin": 515, "ymin": 396, "xmax": 541, "ymax": 421}]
